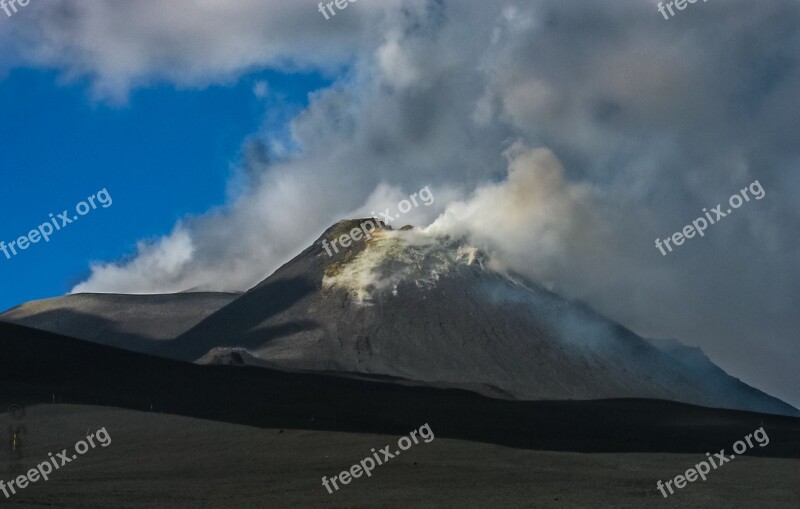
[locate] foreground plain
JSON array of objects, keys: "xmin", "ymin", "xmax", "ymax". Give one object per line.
[{"xmin": 1, "ymin": 405, "xmax": 797, "ymax": 508}]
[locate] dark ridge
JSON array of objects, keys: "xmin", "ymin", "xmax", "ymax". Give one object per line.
[{"xmin": 2, "ymin": 322, "xmax": 799, "ymax": 457}]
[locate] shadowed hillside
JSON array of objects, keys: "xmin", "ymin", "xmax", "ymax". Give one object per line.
[{"xmin": 2, "ymin": 321, "xmax": 800, "ymax": 457}]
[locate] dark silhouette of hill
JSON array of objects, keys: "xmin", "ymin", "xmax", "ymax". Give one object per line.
[{"xmin": 2, "ymin": 321, "xmax": 799, "ymax": 457}]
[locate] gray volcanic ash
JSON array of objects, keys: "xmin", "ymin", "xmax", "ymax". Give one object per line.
[{"xmin": 170, "ymin": 219, "xmax": 797, "ymax": 417}]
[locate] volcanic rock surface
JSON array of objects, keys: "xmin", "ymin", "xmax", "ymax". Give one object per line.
[
  {"xmin": 167, "ymin": 219, "xmax": 798, "ymax": 417},
  {"xmin": 0, "ymin": 292, "xmax": 240, "ymax": 354}
]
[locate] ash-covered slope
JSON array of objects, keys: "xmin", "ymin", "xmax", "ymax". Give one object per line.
[
  {"xmin": 0, "ymin": 292, "xmax": 240, "ymax": 354},
  {"xmin": 169, "ymin": 219, "xmax": 797, "ymax": 416}
]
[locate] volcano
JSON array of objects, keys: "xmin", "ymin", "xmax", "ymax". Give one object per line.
[{"xmin": 149, "ymin": 219, "xmax": 797, "ymax": 417}]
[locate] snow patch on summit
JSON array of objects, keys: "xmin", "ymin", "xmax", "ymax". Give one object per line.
[{"xmin": 322, "ymin": 229, "xmax": 484, "ymax": 304}]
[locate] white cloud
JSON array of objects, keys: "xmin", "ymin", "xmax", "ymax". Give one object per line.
[
  {"xmin": 252, "ymin": 80, "xmax": 269, "ymax": 99},
  {"xmin": 0, "ymin": 0, "xmax": 417, "ymax": 101},
  {"xmin": 73, "ymin": 228, "xmax": 195, "ymax": 294}
]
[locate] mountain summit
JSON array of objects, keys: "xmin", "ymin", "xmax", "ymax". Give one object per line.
[{"xmin": 166, "ymin": 219, "xmax": 797, "ymax": 416}]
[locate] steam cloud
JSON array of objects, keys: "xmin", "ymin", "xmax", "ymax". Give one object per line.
[{"xmin": 2, "ymin": 0, "xmax": 799, "ymax": 407}]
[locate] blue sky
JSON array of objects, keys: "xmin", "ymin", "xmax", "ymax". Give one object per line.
[{"xmin": 0, "ymin": 69, "xmax": 329, "ymax": 312}]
